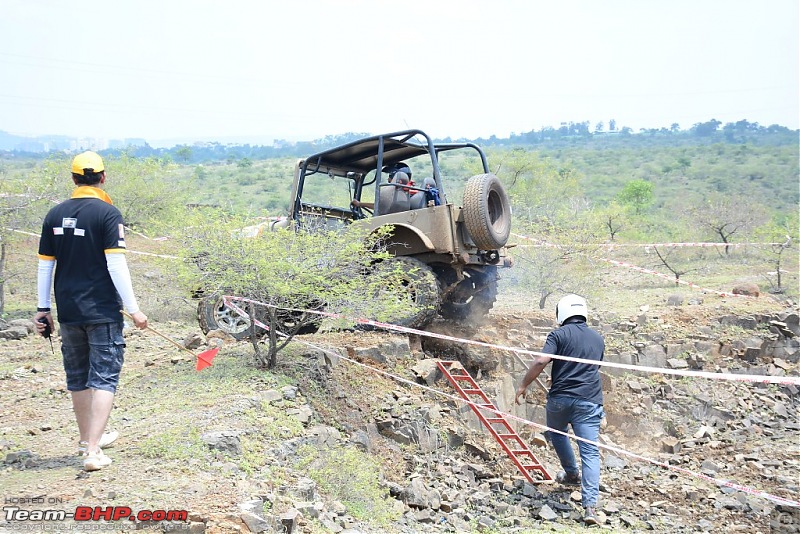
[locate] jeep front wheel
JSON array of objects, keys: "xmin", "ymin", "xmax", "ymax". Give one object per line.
[
  {"xmin": 462, "ymin": 173, "xmax": 512, "ymax": 250},
  {"xmin": 368, "ymin": 256, "xmax": 441, "ymax": 328},
  {"xmin": 198, "ymin": 294, "xmax": 256, "ymax": 340}
]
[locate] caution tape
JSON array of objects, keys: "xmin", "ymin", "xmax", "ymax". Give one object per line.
[
  {"xmin": 510, "ymin": 233, "xmax": 757, "ymax": 299},
  {"xmin": 221, "ymin": 304, "xmax": 800, "ymax": 508},
  {"xmin": 597, "ymin": 257, "xmax": 752, "ymax": 299},
  {"xmin": 222, "ymin": 296, "xmax": 800, "ymax": 387},
  {"xmin": 11, "ymin": 227, "xmax": 181, "ymax": 260},
  {"xmin": 511, "ymin": 233, "xmax": 786, "ymax": 249}
]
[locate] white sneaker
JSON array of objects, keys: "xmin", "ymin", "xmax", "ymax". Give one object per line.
[
  {"xmin": 77, "ymin": 431, "xmax": 119, "ymax": 456},
  {"xmin": 99, "ymin": 430, "xmax": 119, "ymax": 448},
  {"xmin": 83, "ymin": 450, "xmax": 112, "ymax": 471}
]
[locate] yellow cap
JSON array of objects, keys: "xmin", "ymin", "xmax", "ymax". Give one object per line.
[{"xmin": 71, "ymin": 151, "xmax": 105, "ymax": 175}]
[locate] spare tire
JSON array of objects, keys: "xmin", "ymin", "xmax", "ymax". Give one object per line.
[{"xmin": 462, "ymin": 173, "xmax": 512, "ymax": 250}]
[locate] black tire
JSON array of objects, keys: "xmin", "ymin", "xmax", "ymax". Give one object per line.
[
  {"xmin": 368, "ymin": 256, "xmax": 441, "ymax": 328},
  {"xmin": 198, "ymin": 295, "xmax": 322, "ymax": 338},
  {"xmin": 197, "ymin": 295, "xmax": 257, "ymax": 340},
  {"xmin": 462, "ymin": 173, "xmax": 512, "ymax": 250},
  {"xmin": 439, "ymin": 267, "xmax": 498, "ymax": 324}
]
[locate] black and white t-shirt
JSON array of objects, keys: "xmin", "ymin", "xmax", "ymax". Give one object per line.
[{"xmin": 38, "ymin": 186, "xmax": 127, "ymax": 325}]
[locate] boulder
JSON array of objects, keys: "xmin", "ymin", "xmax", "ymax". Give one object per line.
[{"xmin": 732, "ymin": 283, "xmax": 760, "ymax": 297}]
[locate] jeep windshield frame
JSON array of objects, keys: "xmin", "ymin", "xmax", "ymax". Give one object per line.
[{"xmin": 291, "ymin": 129, "xmax": 490, "ymax": 221}]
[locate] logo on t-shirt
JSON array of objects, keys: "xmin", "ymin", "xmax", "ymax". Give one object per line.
[{"xmin": 62, "ymin": 218, "xmax": 77, "ymax": 228}]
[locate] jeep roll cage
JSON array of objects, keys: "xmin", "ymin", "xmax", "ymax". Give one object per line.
[{"xmin": 291, "ymin": 129, "xmax": 490, "ymax": 221}]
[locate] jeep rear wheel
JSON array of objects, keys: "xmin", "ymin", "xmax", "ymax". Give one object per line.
[
  {"xmin": 368, "ymin": 256, "xmax": 441, "ymax": 328},
  {"xmin": 439, "ymin": 267, "xmax": 498, "ymax": 324},
  {"xmin": 463, "ymin": 173, "xmax": 512, "ymax": 250}
]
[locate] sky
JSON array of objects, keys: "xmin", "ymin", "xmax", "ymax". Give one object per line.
[{"xmin": 0, "ymin": 0, "xmax": 797, "ymax": 147}]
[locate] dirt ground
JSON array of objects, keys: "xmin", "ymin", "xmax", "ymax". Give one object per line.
[{"xmin": 1, "ymin": 235, "xmax": 798, "ymax": 533}]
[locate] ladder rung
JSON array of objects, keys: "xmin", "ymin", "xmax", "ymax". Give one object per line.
[
  {"xmin": 461, "ymin": 388, "xmax": 482, "ymax": 394},
  {"xmin": 452, "ymin": 375, "xmax": 472, "ymax": 380},
  {"xmin": 498, "ymin": 434, "xmax": 521, "ymax": 440},
  {"xmin": 486, "ymin": 418, "xmax": 505, "ymax": 423}
]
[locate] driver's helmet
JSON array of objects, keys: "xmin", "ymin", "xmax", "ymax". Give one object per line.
[{"xmin": 382, "ymin": 162, "xmax": 412, "ymax": 181}]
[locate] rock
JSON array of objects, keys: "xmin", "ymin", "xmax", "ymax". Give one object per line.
[
  {"xmin": 732, "ymin": 283, "xmax": 760, "ymax": 297},
  {"xmin": 205, "ymin": 329, "xmax": 235, "ymax": 343},
  {"xmin": 291, "ymin": 477, "xmax": 317, "ymax": 501},
  {"xmin": 667, "ymin": 294, "xmax": 684, "ymax": 306},
  {"xmin": 477, "ymin": 515, "xmax": 496, "ymax": 529},
  {"xmin": 538, "ymin": 504, "xmax": 558, "ymax": 521},
  {"xmin": 604, "ymin": 454, "xmax": 627, "ymax": 470},
  {"xmin": 201, "ymin": 431, "xmax": 243, "ymax": 456},
  {"xmin": 259, "ymin": 389, "xmax": 283, "ymax": 403},
  {"xmin": 280, "ymin": 509, "xmax": 303, "ymax": 534},
  {"xmin": 349, "ymin": 429, "xmax": 372, "ymax": 452},
  {"xmin": 8, "ymin": 319, "xmax": 36, "ymax": 334},
  {"xmin": 638, "ymin": 345, "xmax": 667, "ymax": 368},
  {"xmin": 411, "ymin": 359, "xmax": 441, "ymax": 385},
  {"xmin": 286, "ymin": 405, "xmax": 313, "ymax": 425},
  {"xmin": 667, "ymin": 358, "xmax": 689, "ymax": 369},
  {"xmin": 661, "ymin": 437, "xmax": 681, "ymax": 454},
  {"xmin": 403, "ymin": 478, "xmax": 432, "ymax": 509},
  {"xmin": 701, "ymin": 459, "xmax": 720, "ymax": 473},
  {"xmin": 309, "ymin": 425, "xmax": 341, "ymax": 447},
  {"xmin": 183, "ymin": 332, "xmax": 204, "ymax": 349},
  {"xmin": 239, "ymin": 499, "xmax": 273, "ymax": 533},
  {"xmin": 0, "ymin": 327, "xmax": 29, "ymax": 340}
]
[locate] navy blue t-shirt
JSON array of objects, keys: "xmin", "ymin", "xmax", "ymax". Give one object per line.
[
  {"xmin": 38, "ymin": 187, "xmax": 126, "ymax": 325},
  {"xmin": 542, "ymin": 319, "xmax": 604, "ymax": 405}
]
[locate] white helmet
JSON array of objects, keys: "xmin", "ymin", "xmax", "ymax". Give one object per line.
[{"xmin": 556, "ymin": 294, "xmax": 588, "ymax": 325}]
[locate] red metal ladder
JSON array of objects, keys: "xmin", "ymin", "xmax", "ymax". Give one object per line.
[{"xmin": 436, "ymin": 360, "xmax": 553, "ymax": 483}]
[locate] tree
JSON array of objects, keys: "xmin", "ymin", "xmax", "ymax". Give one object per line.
[
  {"xmin": 594, "ymin": 201, "xmax": 630, "ymax": 241},
  {"xmin": 691, "ymin": 119, "xmax": 722, "ymax": 137},
  {"xmin": 617, "ymin": 179, "xmax": 654, "ymax": 215},
  {"xmin": 175, "ymin": 146, "xmax": 192, "ymax": 163},
  {"xmin": 687, "ymin": 194, "xmax": 768, "ymax": 255},
  {"xmin": 178, "ymin": 213, "xmax": 416, "ymax": 368},
  {"xmin": 753, "ymin": 211, "xmax": 798, "ymax": 294},
  {"xmin": 491, "ymin": 148, "xmax": 601, "ymax": 308},
  {"xmin": 104, "ymin": 153, "xmax": 192, "ymax": 235},
  {"xmin": 0, "ymin": 157, "xmax": 67, "ymax": 314}
]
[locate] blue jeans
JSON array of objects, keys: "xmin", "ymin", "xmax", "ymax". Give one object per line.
[
  {"xmin": 60, "ymin": 321, "xmax": 125, "ymax": 393},
  {"xmin": 546, "ymin": 395, "xmax": 604, "ymax": 507}
]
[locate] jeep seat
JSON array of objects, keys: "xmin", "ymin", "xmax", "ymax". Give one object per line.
[{"xmin": 377, "ymin": 172, "xmax": 411, "ymax": 215}]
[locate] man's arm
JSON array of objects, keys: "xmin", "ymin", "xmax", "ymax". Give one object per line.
[
  {"xmin": 34, "ymin": 258, "xmax": 55, "ymax": 334},
  {"xmin": 514, "ymin": 355, "xmax": 552, "ymax": 404},
  {"xmin": 106, "ymin": 253, "xmax": 148, "ymax": 329}
]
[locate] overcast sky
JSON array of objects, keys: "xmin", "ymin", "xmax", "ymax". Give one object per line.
[{"xmin": 1, "ymin": 0, "xmax": 797, "ymax": 146}]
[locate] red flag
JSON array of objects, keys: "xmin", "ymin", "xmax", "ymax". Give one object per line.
[{"xmin": 196, "ymin": 347, "xmax": 219, "ymax": 371}]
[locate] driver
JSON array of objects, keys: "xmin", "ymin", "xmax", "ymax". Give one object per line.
[{"xmin": 351, "ymin": 162, "xmax": 414, "ymax": 210}]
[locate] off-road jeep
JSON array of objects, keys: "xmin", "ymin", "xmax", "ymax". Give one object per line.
[{"xmin": 198, "ymin": 129, "xmax": 513, "ymax": 337}]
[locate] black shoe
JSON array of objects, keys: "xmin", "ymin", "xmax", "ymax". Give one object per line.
[
  {"xmin": 584, "ymin": 507, "xmax": 599, "ymax": 526},
  {"xmin": 555, "ymin": 470, "xmax": 580, "ymax": 486}
]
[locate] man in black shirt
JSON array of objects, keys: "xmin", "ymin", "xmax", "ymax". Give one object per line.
[
  {"xmin": 515, "ymin": 294, "xmax": 605, "ymax": 526},
  {"xmin": 34, "ymin": 151, "xmax": 148, "ymax": 472}
]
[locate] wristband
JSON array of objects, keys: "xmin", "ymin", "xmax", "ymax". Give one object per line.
[{"xmin": 37, "ymin": 307, "xmax": 51, "ymax": 312}]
